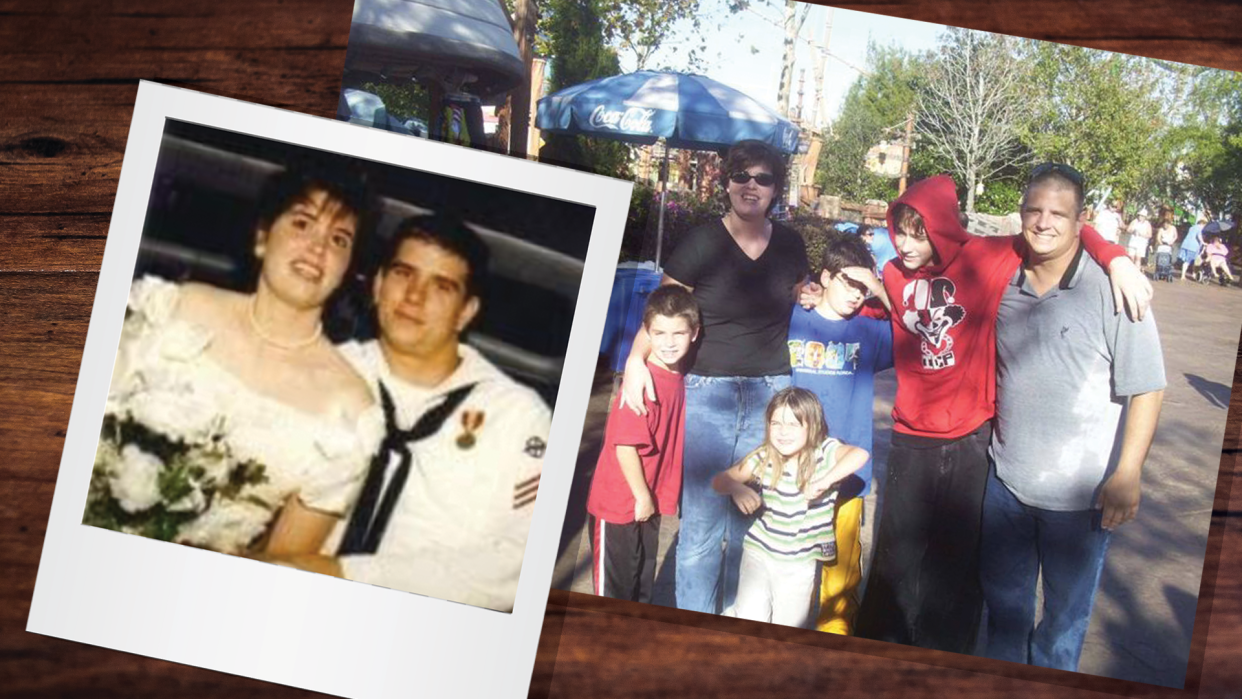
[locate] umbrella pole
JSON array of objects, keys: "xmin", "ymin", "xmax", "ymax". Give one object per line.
[{"xmin": 655, "ymin": 143, "xmax": 671, "ymax": 270}]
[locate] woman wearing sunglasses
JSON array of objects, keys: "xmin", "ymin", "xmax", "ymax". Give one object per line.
[{"xmin": 619, "ymin": 140, "xmax": 808, "ymax": 615}]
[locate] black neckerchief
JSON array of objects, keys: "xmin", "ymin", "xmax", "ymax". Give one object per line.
[{"xmin": 338, "ymin": 380, "xmax": 477, "ymax": 555}]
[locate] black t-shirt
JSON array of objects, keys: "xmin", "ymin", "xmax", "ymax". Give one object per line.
[{"xmin": 664, "ymin": 219, "xmax": 808, "ymax": 377}]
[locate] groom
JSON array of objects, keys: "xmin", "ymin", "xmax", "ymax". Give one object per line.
[{"xmin": 282, "ymin": 213, "xmax": 551, "ymax": 613}]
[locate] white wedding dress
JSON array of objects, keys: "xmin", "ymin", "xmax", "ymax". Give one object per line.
[{"xmin": 98, "ymin": 276, "xmax": 383, "ymax": 553}]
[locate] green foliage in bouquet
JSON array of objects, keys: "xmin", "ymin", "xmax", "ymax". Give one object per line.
[
  {"xmin": 84, "ymin": 467, "xmax": 199, "ymax": 542},
  {"xmin": 84, "ymin": 414, "xmax": 268, "ymax": 542}
]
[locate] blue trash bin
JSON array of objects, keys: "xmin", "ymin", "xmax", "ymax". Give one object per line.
[{"xmin": 599, "ymin": 264, "xmax": 663, "ymax": 372}]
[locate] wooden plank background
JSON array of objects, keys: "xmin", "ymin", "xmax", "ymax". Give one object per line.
[{"xmin": 1, "ymin": 1, "xmax": 1239, "ymax": 697}]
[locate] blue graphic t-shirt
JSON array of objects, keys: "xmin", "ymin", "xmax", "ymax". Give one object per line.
[{"xmin": 787, "ymin": 307, "xmax": 893, "ymax": 497}]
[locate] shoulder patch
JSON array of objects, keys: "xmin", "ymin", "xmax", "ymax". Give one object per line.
[
  {"xmin": 514, "ymin": 473, "xmax": 539, "ymax": 510},
  {"xmin": 524, "ymin": 436, "xmax": 546, "ymax": 459}
]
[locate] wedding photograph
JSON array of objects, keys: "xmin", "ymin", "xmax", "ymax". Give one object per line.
[
  {"xmin": 80, "ymin": 116, "xmax": 597, "ymax": 614},
  {"xmin": 24, "ymin": 80, "xmax": 633, "ymax": 699}
]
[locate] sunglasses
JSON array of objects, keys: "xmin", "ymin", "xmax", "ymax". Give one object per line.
[
  {"xmin": 728, "ymin": 171, "xmax": 776, "ymax": 187},
  {"xmin": 833, "ymin": 273, "xmax": 873, "ymax": 298},
  {"xmin": 1030, "ymin": 162, "xmax": 1084, "ymax": 188}
]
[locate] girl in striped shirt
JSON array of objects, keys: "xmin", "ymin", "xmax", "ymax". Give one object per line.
[{"xmin": 712, "ymin": 387, "xmax": 869, "ymax": 627}]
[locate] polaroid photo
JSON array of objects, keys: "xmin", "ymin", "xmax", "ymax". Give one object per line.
[
  {"xmin": 27, "ymin": 80, "xmax": 632, "ymax": 699},
  {"xmin": 543, "ymin": 1, "xmax": 1242, "ymax": 690}
]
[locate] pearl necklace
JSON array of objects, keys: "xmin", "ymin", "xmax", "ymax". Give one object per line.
[{"xmin": 246, "ymin": 296, "xmax": 322, "ymax": 351}]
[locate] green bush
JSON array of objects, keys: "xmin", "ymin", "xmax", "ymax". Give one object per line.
[
  {"xmin": 973, "ymin": 179, "xmax": 1024, "ymax": 216},
  {"xmin": 785, "ymin": 215, "xmax": 843, "ymax": 274},
  {"xmin": 620, "ymin": 186, "xmax": 727, "ymax": 263}
]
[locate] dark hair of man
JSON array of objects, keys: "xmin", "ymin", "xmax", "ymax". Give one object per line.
[
  {"xmin": 378, "ymin": 213, "xmax": 491, "ymax": 299},
  {"xmin": 642, "ymin": 284, "xmax": 701, "ymax": 332},
  {"xmin": 856, "ymin": 223, "xmax": 873, "ymax": 239},
  {"xmin": 819, "ymin": 230, "xmax": 877, "ymax": 275},
  {"xmin": 1026, "ymin": 169, "xmax": 1085, "ymax": 214},
  {"xmin": 254, "ymin": 166, "xmax": 372, "ymax": 238},
  {"xmin": 718, "ymin": 140, "xmax": 787, "ymax": 213}
]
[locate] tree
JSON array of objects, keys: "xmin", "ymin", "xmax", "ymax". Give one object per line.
[
  {"xmin": 917, "ymin": 28, "xmax": 1030, "ymax": 213},
  {"xmin": 598, "ymin": 0, "xmax": 707, "ymax": 71},
  {"xmin": 529, "ymin": 0, "xmax": 714, "ymax": 72},
  {"xmin": 815, "ymin": 44, "xmax": 927, "ymax": 203},
  {"xmin": 1016, "ymin": 42, "xmax": 1166, "ymax": 209},
  {"xmin": 1169, "ymin": 67, "xmax": 1242, "ymax": 218},
  {"xmin": 775, "ymin": 0, "xmax": 811, "ymax": 116},
  {"xmin": 538, "ymin": 0, "xmax": 633, "ymax": 178}
]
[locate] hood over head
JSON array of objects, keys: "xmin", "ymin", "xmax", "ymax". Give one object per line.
[{"xmin": 886, "ymin": 175, "xmax": 970, "ymax": 274}]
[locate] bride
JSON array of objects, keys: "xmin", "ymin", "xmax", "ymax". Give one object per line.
[{"xmin": 89, "ymin": 167, "xmax": 382, "ymax": 563}]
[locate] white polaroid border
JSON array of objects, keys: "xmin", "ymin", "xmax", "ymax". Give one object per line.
[{"xmin": 27, "ymin": 81, "xmax": 631, "ymax": 699}]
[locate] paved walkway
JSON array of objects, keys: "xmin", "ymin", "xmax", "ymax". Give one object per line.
[{"xmin": 552, "ymin": 276, "xmax": 1242, "ymax": 688}]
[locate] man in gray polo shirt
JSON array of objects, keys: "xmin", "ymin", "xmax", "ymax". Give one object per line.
[{"xmin": 980, "ymin": 164, "xmax": 1165, "ymax": 671}]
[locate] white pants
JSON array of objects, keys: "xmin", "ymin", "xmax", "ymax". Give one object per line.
[{"xmin": 730, "ymin": 546, "xmax": 818, "ymax": 628}]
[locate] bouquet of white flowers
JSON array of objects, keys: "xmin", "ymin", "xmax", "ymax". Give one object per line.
[{"xmin": 84, "ymin": 413, "xmax": 274, "ymax": 554}]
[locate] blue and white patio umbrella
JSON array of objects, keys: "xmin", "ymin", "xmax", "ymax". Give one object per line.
[
  {"xmin": 536, "ymin": 71, "xmax": 801, "ymax": 266},
  {"xmin": 536, "ymin": 71, "xmax": 800, "ymax": 153}
]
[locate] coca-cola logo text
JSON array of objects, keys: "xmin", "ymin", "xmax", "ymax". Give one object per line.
[{"xmin": 588, "ymin": 106, "xmax": 656, "ymax": 133}]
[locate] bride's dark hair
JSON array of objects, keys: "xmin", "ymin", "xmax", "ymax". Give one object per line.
[{"xmin": 253, "ymin": 165, "xmax": 374, "ymax": 241}]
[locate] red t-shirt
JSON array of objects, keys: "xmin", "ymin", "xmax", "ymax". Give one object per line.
[
  {"xmin": 586, "ymin": 362, "xmax": 686, "ymax": 524},
  {"xmin": 882, "ymin": 175, "xmax": 1126, "ymax": 439}
]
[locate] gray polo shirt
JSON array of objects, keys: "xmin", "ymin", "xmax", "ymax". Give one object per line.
[{"xmin": 990, "ymin": 245, "xmax": 1166, "ymax": 511}]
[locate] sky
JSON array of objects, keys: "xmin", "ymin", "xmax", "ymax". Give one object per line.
[{"xmin": 614, "ymin": 3, "xmax": 945, "ymax": 128}]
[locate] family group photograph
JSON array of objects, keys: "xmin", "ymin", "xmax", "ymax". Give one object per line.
[{"xmin": 523, "ymin": 2, "xmax": 1242, "ymax": 689}]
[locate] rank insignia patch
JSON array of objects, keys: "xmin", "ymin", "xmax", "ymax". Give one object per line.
[{"xmin": 524, "ymin": 436, "xmax": 546, "ymax": 458}]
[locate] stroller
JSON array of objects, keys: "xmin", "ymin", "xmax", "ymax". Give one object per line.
[
  {"xmin": 1153, "ymin": 245, "xmax": 1175, "ymax": 282},
  {"xmin": 1193, "ymin": 246, "xmax": 1227, "ymax": 285}
]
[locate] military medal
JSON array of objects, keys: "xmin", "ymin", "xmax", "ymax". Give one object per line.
[{"xmin": 456, "ymin": 410, "xmax": 485, "ymax": 449}]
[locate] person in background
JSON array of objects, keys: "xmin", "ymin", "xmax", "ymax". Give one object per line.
[
  {"xmin": 1095, "ymin": 200, "xmax": 1123, "ymax": 244},
  {"xmin": 1156, "ymin": 209, "xmax": 1179, "ymax": 250},
  {"xmin": 857, "ymin": 223, "xmax": 899, "ymax": 279},
  {"xmin": 1205, "ymin": 235, "xmax": 1235, "ymax": 283},
  {"xmin": 1126, "ymin": 209, "xmax": 1153, "ymax": 267},
  {"xmin": 1179, "ymin": 217, "xmax": 1207, "ymax": 280}
]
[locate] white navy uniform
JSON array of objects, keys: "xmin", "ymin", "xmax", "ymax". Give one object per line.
[{"xmin": 329, "ymin": 340, "xmax": 550, "ymax": 612}]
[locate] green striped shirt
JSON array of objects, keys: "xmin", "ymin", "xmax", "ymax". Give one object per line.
[{"xmin": 743, "ymin": 438, "xmax": 841, "ymax": 563}]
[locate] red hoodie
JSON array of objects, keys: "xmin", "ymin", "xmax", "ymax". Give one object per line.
[{"xmin": 882, "ymin": 175, "xmax": 1126, "ymax": 439}]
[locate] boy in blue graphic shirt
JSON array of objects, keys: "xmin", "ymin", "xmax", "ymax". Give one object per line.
[{"xmin": 789, "ymin": 231, "xmax": 893, "ymax": 635}]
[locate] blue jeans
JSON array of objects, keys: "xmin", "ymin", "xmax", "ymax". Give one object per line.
[
  {"xmin": 675, "ymin": 373, "xmax": 790, "ymax": 614},
  {"xmin": 979, "ymin": 465, "xmax": 1111, "ymax": 670}
]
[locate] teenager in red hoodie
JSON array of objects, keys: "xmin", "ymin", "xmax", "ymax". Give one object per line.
[{"xmin": 853, "ymin": 174, "xmax": 1149, "ymax": 653}]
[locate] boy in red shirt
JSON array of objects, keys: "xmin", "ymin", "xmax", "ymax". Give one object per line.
[
  {"xmin": 587, "ymin": 286, "xmax": 700, "ymax": 601},
  {"xmin": 854, "ymin": 172, "xmax": 1150, "ymax": 652}
]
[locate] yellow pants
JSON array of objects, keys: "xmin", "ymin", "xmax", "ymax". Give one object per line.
[{"xmin": 815, "ymin": 496, "xmax": 863, "ymax": 635}]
